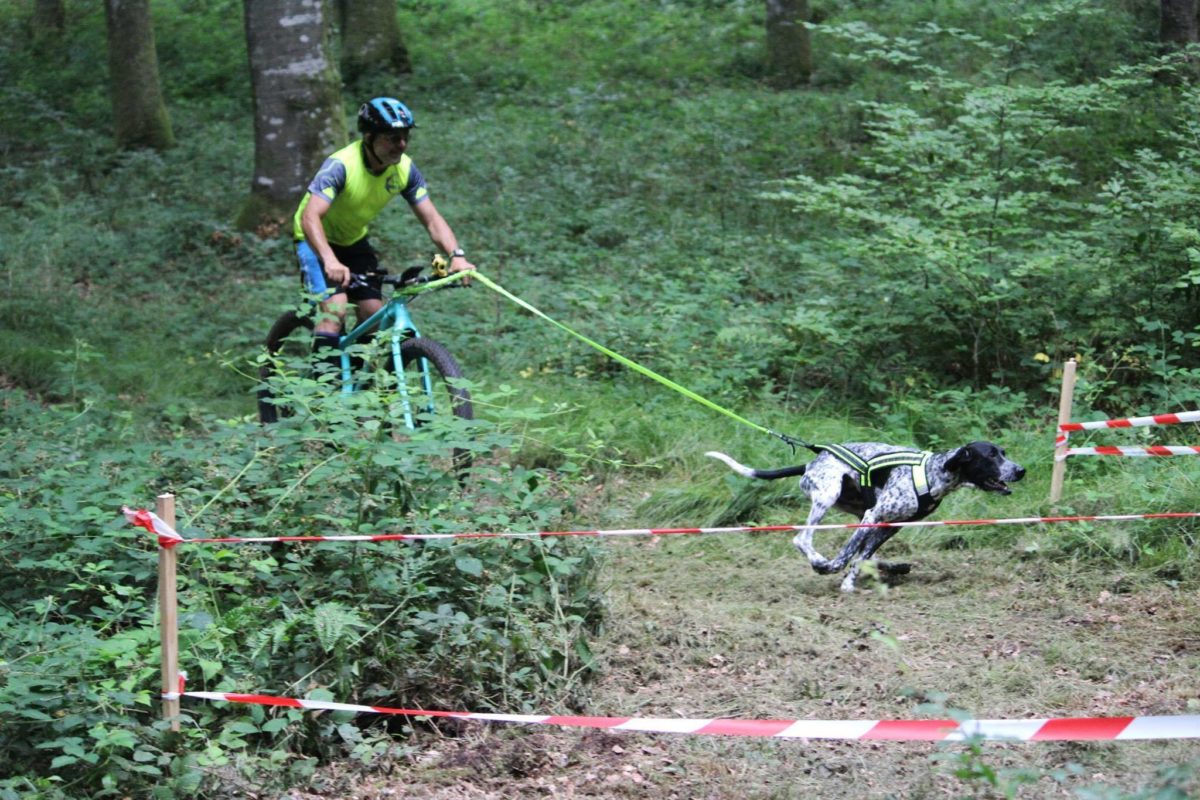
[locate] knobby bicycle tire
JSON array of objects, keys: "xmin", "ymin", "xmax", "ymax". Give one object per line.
[
  {"xmin": 258, "ymin": 310, "xmax": 313, "ymax": 424},
  {"xmin": 259, "ymin": 315, "xmax": 474, "ymax": 473},
  {"xmin": 396, "ymin": 336, "xmax": 475, "ymax": 474}
]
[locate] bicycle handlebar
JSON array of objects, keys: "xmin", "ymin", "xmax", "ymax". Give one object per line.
[{"xmin": 347, "ymin": 266, "xmax": 472, "ymax": 295}]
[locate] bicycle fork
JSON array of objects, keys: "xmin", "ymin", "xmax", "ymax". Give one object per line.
[{"xmin": 338, "ymin": 303, "xmax": 433, "ymax": 430}]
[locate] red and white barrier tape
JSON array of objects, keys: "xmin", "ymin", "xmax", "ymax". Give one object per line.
[
  {"xmin": 121, "ymin": 506, "xmax": 184, "ymax": 548},
  {"xmin": 175, "ymin": 691, "xmax": 1200, "ymax": 741},
  {"xmin": 1059, "ymin": 445, "xmax": 1200, "ymax": 460},
  {"xmin": 1054, "ymin": 410, "xmax": 1200, "ymax": 460},
  {"xmin": 122, "ymin": 510, "xmax": 1200, "ymax": 547},
  {"xmin": 161, "ymin": 671, "xmax": 189, "ymax": 701},
  {"xmin": 1059, "ymin": 410, "xmax": 1200, "ymax": 432}
]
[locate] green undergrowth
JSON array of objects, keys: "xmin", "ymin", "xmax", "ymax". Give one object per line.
[{"xmin": 0, "ymin": 389, "xmax": 603, "ymax": 797}]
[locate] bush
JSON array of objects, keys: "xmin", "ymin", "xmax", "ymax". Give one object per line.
[
  {"xmin": 762, "ymin": 8, "xmax": 1200, "ymax": 414},
  {"xmin": 0, "ymin": 390, "xmax": 602, "ymax": 797}
]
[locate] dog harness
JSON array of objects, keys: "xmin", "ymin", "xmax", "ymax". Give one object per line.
[{"xmin": 814, "ymin": 445, "xmax": 937, "ymax": 516}]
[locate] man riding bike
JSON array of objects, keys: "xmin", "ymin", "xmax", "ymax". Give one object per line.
[{"xmin": 293, "ymin": 97, "xmax": 476, "ymax": 366}]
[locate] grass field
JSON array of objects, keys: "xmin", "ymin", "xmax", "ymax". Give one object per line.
[
  {"xmin": 282, "ymin": 476, "xmax": 1200, "ymax": 799},
  {"xmin": 287, "ymin": 544, "xmax": 1200, "ymax": 798}
]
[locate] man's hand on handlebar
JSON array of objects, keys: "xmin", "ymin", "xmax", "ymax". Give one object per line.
[
  {"xmin": 325, "ymin": 259, "xmax": 352, "ymax": 287},
  {"xmin": 449, "ymin": 256, "xmax": 476, "ymax": 285}
]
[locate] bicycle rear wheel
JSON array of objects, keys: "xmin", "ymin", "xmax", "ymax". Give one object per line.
[
  {"xmin": 258, "ymin": 310, "xmax": 313, "ymax": 423},
  {"xmin": 395, "ymin": 336, "xmax": 474, "ymax": 473}
]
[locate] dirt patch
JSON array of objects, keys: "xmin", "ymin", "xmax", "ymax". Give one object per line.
[{"xmin": 291, "ymin": 532, "xmax": 1200, "ymax": 799}]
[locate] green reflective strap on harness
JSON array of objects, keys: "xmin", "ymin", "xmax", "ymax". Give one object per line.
[
  {"xmin": 815, "ymin": 447, "xmax": 934, "ymax": 514},
  {"xmin": 470, "ymin": 272, "xmax": 781, "ymax": 440},
  {"xmin": 814, "ymin": 443, "xmax": 871, "ymax": 477},
  {"xmin": 859, "ymin": 450, "xmax": 931, "ymax": 490},
  {"xmin": 912, "ymin": 453, "xmax": 930, "ymax": 496},
  {"xmin": 816, "ymin": 447, "xmax": 931, "ymax": 493}
]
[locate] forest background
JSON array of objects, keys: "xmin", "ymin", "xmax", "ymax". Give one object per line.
[{"xmin": 1, "ymin": 0, "xmax": 1199, "ymax": 798}]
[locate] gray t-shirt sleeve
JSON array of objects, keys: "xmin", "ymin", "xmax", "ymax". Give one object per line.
[
  {"xmin": 402, "ymin": 163, "xmax": 428, "ymax": 205},
  {"xmin": 308, "ymin": 158, "xmax": 347, "ymax": 201}
]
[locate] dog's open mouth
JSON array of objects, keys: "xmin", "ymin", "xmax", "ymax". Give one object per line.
[{"xmin": 983, "ymin": 479, "xmax": 1012, "ymax": 494}]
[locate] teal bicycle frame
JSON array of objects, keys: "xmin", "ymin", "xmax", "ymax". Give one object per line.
[{"xmin": 330, "ymin": 270, "xmax": 468, "ymax": 428}]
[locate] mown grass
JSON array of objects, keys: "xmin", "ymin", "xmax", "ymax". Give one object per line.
[{"xmin": 346, "ymin": 533, "xmax": 1199, "ymax": 799}]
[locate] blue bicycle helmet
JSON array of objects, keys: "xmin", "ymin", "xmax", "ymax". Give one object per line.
[{"xmin": 357, "ymin": 97, "xmax": 417, "ymax": 133}]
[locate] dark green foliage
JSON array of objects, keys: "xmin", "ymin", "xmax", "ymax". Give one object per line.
[
  {"xmin": 0, "ymin": 390, "xmax": 601, "ymax": 797},
  {"xmin": 763, "ymin": 7, "xmax": 1200, "ymax": 415}
]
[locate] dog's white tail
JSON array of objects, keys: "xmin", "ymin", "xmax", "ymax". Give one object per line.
[
  {"xmin": 705, "ymin": 451, "xmax": 758, "ymax": 477},
  {"xmin": 706, "ymin": 451, "xmax": 809, "ymax": 480}
]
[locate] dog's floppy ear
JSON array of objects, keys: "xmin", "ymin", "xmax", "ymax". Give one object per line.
[{"xmin": 945, "ymin": 446, "xmax": 972, "ymax": 473}]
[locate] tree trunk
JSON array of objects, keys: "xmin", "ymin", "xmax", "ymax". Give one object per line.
[
  {"xmin": 1160, "ymin": 0, "xmax": 1198, "ymax": 47},
  {"xmin": 33, "ymin": 0, "xmax": 65, "ymax": 35},
  {"xmin": 104, "ymin": 0, "xmax": 174, "ymax": 150},
  {"xmin": 339, "ymin": 0, "xmax": 412, "ymax": 85},
  {"xmin": 765, "ymin": 0, "xmax": 811, "ymax": 89},
  {"xmin": 238, "ymin": 0, "xmax": 346, "ymax": 232},
  {"xmin": 1157, "ymin": 0, "xmax": 1199, "ymax": 82}
]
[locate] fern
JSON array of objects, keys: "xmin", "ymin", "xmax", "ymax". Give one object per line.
[{"xmin": 312, "ymin": 602, "xmax": 366, "ymax": 654}]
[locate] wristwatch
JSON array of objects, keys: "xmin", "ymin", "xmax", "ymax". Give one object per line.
[{"xmin": 449, "ymin": 248, "xmax": 466, "ymax": 260}]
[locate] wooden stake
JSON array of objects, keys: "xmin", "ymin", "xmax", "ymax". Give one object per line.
[
  {"xmin": 157, "ymin": 493, "xmax": 181, "ymax": 731},
  {"xmin": 1048, "ymin": 359, "xmax": 1077, "ymax": 504}
]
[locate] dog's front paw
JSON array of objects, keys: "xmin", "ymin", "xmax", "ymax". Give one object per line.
[{"xmin": 877, "ymin": 561, "xmax": 911, "ymax": 575}]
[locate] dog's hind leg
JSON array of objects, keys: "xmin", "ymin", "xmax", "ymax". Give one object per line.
[
  {"xmin": 794, "ymin": 484, "xmax": 840, "ymax": 573},
  {"xmin": 792, "ymin": 503, "xmax": 834, "ymax": 570},
  {"xmin": 792, "ymin": 503, "xmax": 830, "ymax": 573}
]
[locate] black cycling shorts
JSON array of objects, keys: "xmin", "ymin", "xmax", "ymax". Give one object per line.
[{"xmin": 297, "ymin": 237, "xmax": 383, "ymax": 302}]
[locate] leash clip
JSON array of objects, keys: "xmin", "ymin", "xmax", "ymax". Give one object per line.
[{"xmin": 772, "ymin": 431, "xmax": 806, "ymax": 455}]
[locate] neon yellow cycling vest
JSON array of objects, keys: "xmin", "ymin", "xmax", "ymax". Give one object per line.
[{"xmin": 292, "ymin": 140, "xmax": 424, "ymax": 246}]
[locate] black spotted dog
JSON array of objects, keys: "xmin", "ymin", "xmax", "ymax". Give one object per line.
[{"xmin": 707, "ymin": 441, "xmax": 1025, "ymax": 592}]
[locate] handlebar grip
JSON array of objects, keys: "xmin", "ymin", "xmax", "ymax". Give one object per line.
[{"xmin": 349, "ymin": 267, "xmax": 472, "ymax": 290}]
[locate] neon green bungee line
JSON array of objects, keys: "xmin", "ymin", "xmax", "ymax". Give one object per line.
[{"xmin": 454, "ymin": 271, "xmax": 800, "ymax": 449}]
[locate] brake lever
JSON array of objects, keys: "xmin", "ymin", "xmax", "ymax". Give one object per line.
[
  {"xmin": 347, "ymin": 269, "xmax": 391, "ymax": 290},
  {"xmin": 398, "ymin": 266, "xmax": 424, "ymax": 285}
]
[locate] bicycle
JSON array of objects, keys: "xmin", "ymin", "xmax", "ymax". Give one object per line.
[{"xmin": 257, "ymin": 258, "xmax": 474, "ymax": 469}]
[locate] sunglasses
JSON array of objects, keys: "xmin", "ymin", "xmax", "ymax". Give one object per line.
[{"xmin": 379, "ymin": 130, "xmax": 410, "ymax": 145}]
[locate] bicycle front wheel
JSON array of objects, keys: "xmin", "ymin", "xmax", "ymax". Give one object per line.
[{"xmin": 395, "ymin": 336, "xmax": 474, "ymax": 472}]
